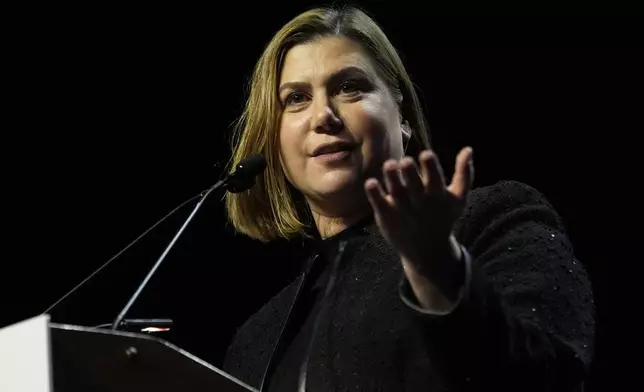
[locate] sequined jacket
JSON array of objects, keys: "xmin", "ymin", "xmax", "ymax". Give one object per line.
[{"xmin": 222, "ymin": 181, "xmax": 595, "ymax": 391}]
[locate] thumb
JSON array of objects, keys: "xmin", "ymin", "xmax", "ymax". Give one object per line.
[{"xmin": 448, "ymin": 147, "xmax": 474, "ymax": 199}]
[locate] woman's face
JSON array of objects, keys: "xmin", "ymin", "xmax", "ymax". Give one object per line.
[{"xmin": 278, "ymin": 35, "xmax": 406, "ymax": 215}]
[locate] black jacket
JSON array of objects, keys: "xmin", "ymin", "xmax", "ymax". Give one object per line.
[{"xmin": 222, "ymin": 181, "xmax": 595, "ymax": 391}]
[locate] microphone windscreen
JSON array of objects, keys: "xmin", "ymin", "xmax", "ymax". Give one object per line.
[
  {"xmin": 235, "ymin": 154, "xmax": 267, "ymax": 180},
  {"xmin": 226, "ymin": 154, "xmax": 267, "ymax": 193}
]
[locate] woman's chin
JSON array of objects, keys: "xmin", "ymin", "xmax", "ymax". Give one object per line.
[{"xmin": 312, "ymin": 172, "xmax": 364, "ymax": 198}]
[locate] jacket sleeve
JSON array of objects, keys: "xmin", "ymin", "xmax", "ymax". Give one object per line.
[{"xmin": 399, "ymin": 180, "xmax": 595, "ymax": 392}]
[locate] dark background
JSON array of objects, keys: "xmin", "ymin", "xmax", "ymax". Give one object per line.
[{"xmin": 2, "ymin": 2, "xmax": 641, "ymax": 391}]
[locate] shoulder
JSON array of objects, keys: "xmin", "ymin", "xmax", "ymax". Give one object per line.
[
  {"xmin": 465, "ymin": 180, "xmax": 558, "ymax": 220},
  {"xmin": 455, "ymin": 180, "xmax": 566, "ymax": 253}
]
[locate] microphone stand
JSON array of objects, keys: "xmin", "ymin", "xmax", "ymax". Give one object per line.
[{"xmin": 110, "ymin": 179, "xmax": 224, "ymax": 330}]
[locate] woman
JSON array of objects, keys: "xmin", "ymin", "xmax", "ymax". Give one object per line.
[{"xmin": 222, "ymin": 5, "xmax": 594, "ymax": 392}]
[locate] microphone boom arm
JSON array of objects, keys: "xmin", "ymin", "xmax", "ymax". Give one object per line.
[
  {"xmin": 109, "ymin": 153, "xmax": 266, "ymax": 331},
  {"xmin": 110, "ymin": 179, "xmax": 224, "ymax": 330},
  {"xmin": 42, "ymin": 153, "xmax": 266, "ymax": 331}
]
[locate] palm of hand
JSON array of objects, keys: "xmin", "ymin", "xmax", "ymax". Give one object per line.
[{"xmin": 364, "ymin": 147, "xmax": 474, "ymax": 266}]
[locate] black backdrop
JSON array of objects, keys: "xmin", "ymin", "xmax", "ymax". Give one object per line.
[{"xmin": 2, "ymin": 3, "xmax": 641, "ymax": 391}]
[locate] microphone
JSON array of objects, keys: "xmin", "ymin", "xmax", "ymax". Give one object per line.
[
  {"xmin": 110, "ymin": 154, "xmax": 266, "ymax": 330},
  {"xmin": 226, "ymin": 154, "xmax": 267, "ymax": 193}
]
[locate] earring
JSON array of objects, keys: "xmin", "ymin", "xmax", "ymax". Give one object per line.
[{"xmin": 402, "ymin": 121, "xmax": 412, "ymax": 152}]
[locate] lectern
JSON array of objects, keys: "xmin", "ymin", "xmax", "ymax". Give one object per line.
[{"xmin": 0, "ymin": 315, "xmax": 258, "ymax": 392}]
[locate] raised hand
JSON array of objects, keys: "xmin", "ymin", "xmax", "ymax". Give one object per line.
[{"xmin": 364, "ymin": 147, "xmax": 474, "ymax": 304}]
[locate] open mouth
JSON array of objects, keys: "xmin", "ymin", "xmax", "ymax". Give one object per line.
[
  {"xmin": 312, "ymin": 142, "xmax": 355, "ymax": 157},
  {"xmin": 313, "ymin": 148, "xmax": 354, "ymax": 163}
]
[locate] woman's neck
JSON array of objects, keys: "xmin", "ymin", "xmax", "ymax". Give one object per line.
[{"xmin": 311, "ymin": 205, "xmax": 372, "ymax": 239}]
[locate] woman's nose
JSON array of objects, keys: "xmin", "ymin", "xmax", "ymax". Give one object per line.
[{"xmin": 311, "ymin": 95, "xmax": 343, "ymax": 134}]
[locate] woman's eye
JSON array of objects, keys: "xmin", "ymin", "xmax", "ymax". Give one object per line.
[
  {"xmin": 338, "ymin": 80, "xmax": 361, "ymax": 95},
  {"xmin": 285, "ymin": 92, "xmax": 308, "ymax": 105}
]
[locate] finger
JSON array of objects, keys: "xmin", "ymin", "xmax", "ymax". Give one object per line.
[
  {"xmin": 448, "ymin": 146, "xmax": 474, "ymax": 199},
  {"xmin": 365, "ymin": 177, "xmax": 393, "ymax": 216},
  {"xmin": 383, "ymin": 159, "xmax": 405, "ymax": 199},
  {"xmin": 419, "ymin": 150, "xmax": 446, "ymax": 193},
  {"xmin": 399, "ymin": 156, "xmax": 424, "ymax": 198}
]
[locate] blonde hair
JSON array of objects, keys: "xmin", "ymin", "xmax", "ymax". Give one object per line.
[{"xmin": 225, "ymin": 5, "xmax": 431, "ymax": 242}]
